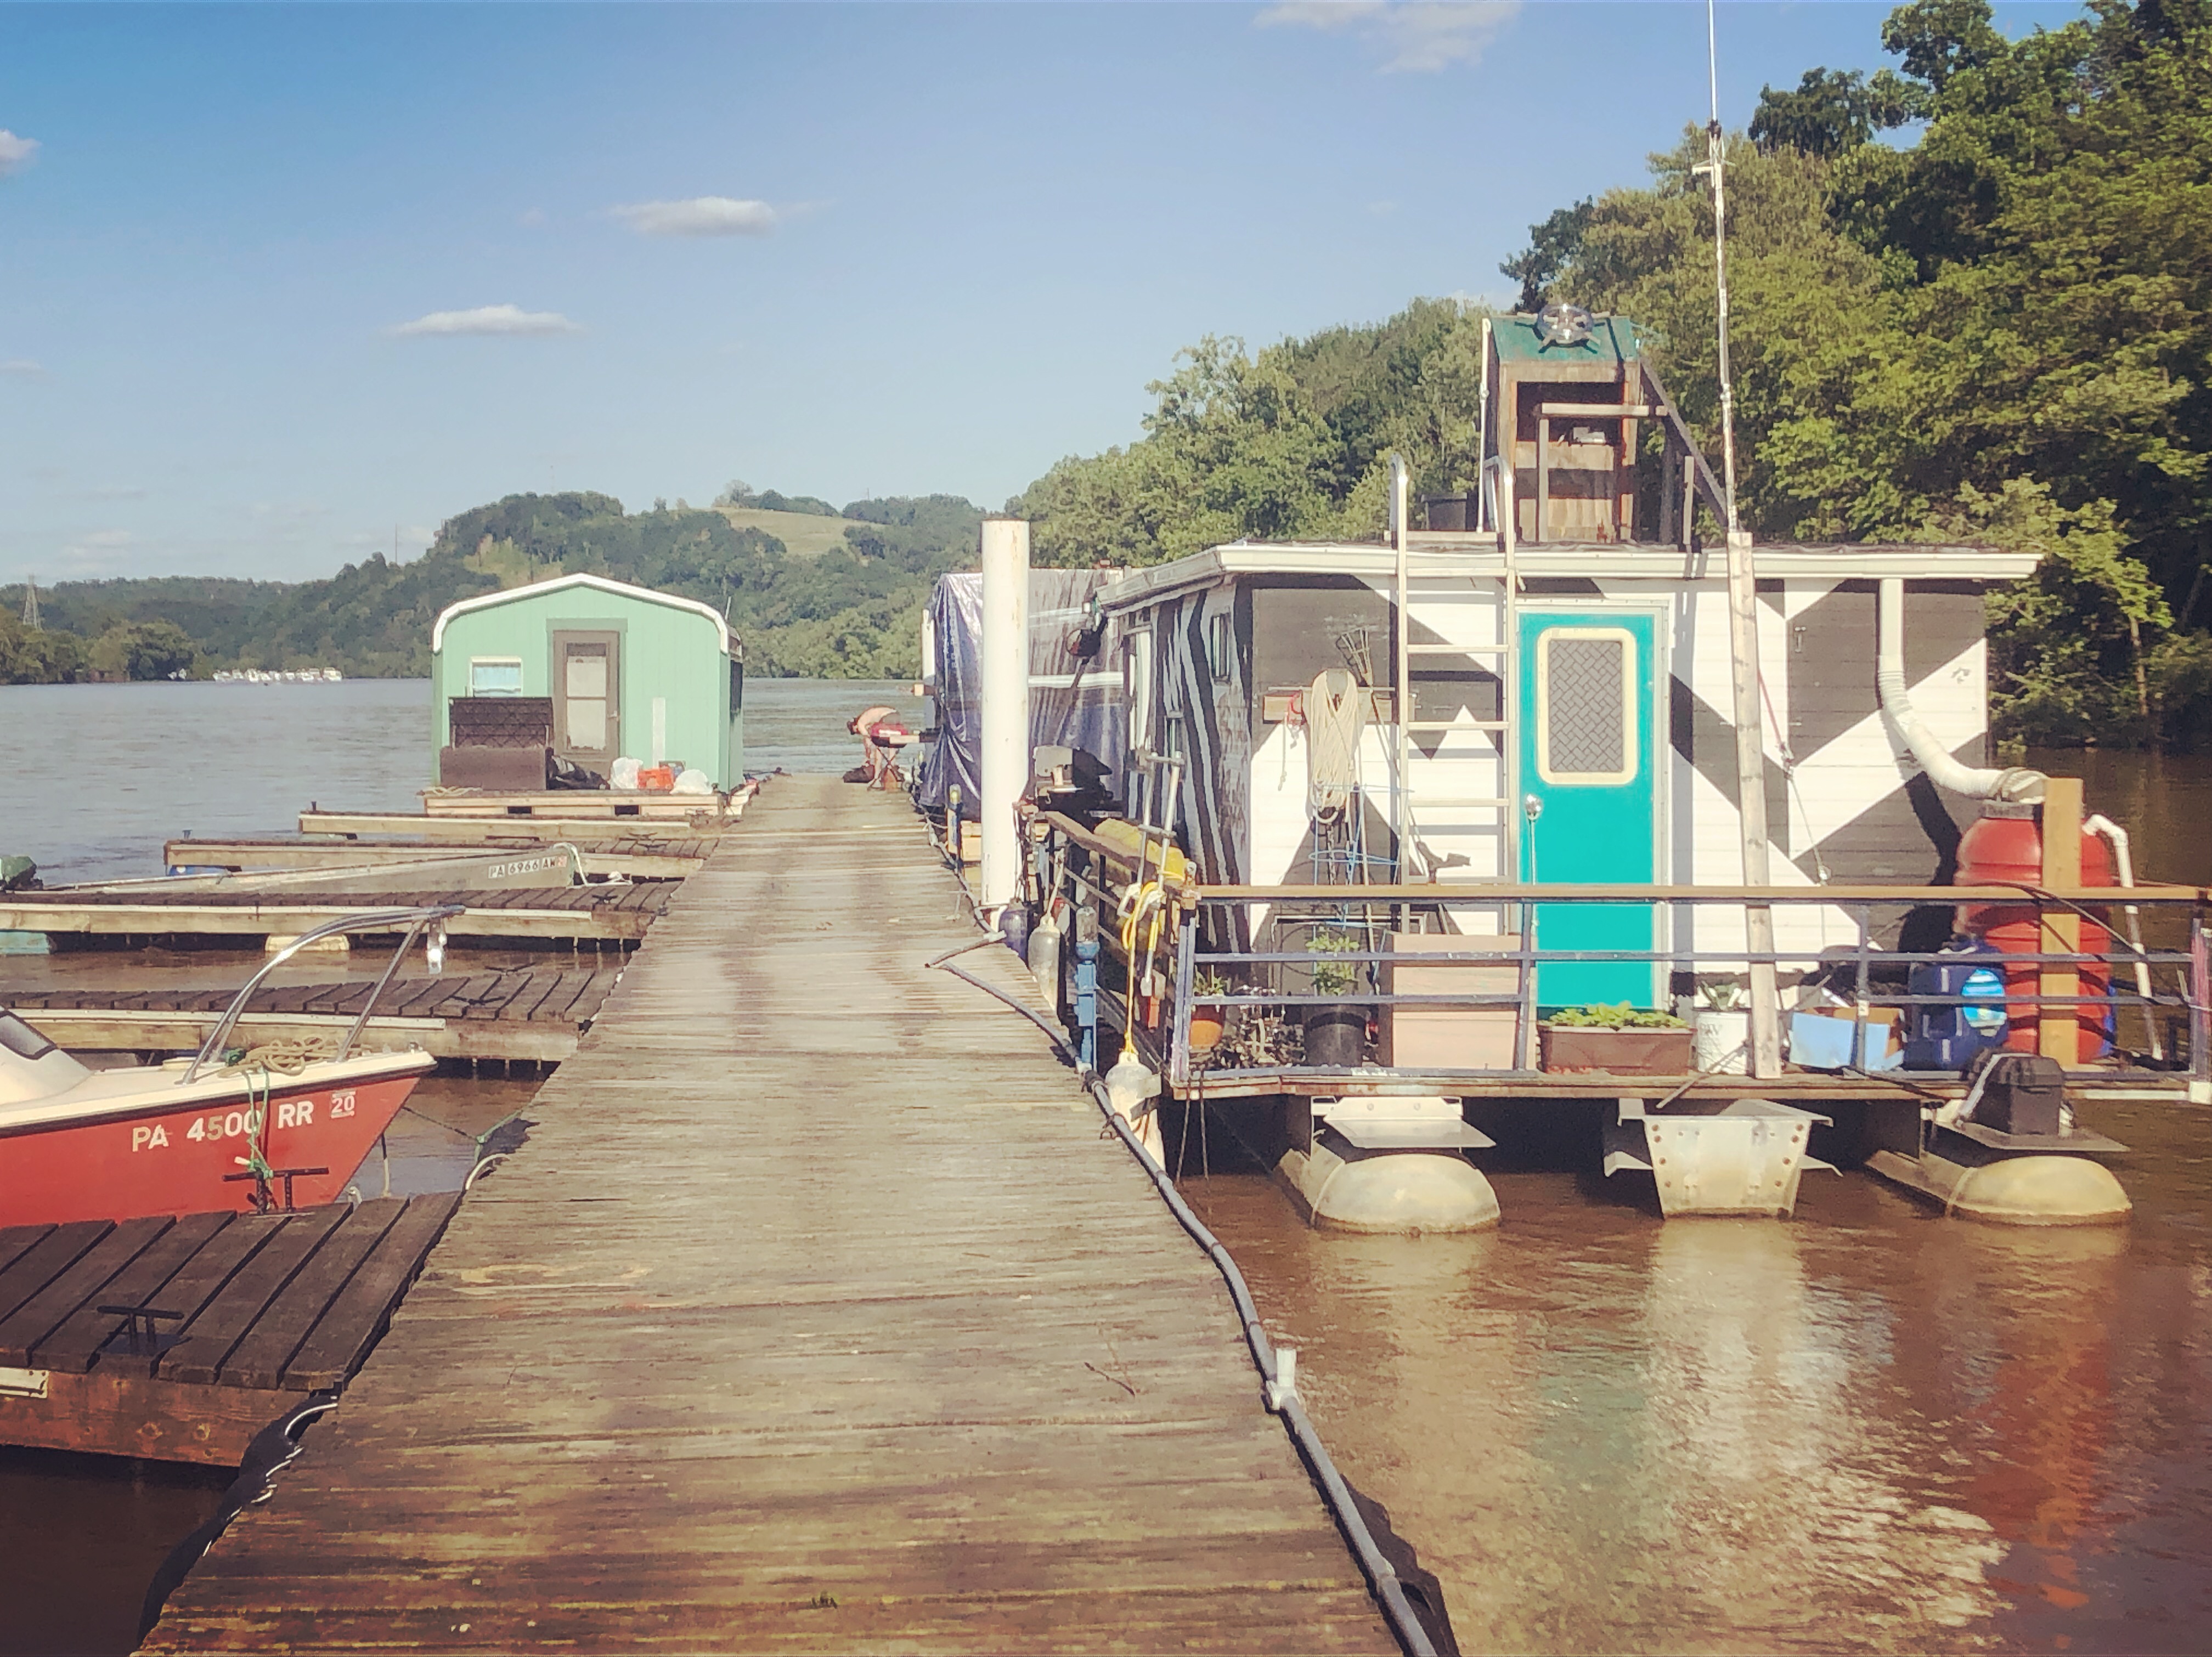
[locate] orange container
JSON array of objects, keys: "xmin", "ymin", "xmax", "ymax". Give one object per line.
[{"xmin": 637, "ymin": 765, "xmax": 676, "ymax": 793}]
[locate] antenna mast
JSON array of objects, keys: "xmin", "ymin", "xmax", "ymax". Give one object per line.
[{"xmin": 1696, "ymin": 0, "xmax": 1780, "ymax": 1076}]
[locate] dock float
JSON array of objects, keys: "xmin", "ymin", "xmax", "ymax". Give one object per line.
[
  {"xmin": 0, "ymin": 1195, "xmax": 460, "ymax": 1464},
  {"xmin": 167, "ymin": 837, "xmax": 714, "ymax": 878},
  {"xmin": 143, "ymin": 776, "xmax": 1397, "ymax": 1654},
  {"xmin": 0, "ymin": 885, "xmax": 672, "ymax": 946},
  {"xmin": 12, "ymin": 965, "xmax": 613, "ymax": 1064}
]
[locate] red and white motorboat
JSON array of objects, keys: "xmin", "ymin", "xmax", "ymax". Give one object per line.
[{"xmin": 0, "ymin": 906, "xmax": 458, "ymax": 1229}]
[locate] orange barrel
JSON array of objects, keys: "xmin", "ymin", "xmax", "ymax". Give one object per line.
[{"xmin": 1955, "ymin": 801, "xmax": 2113, "ymax": 1061}]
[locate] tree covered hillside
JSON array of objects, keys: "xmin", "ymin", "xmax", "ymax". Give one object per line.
[{"xmin": 1, "ymin": 490, "xmax": 984, "ymax": 683}]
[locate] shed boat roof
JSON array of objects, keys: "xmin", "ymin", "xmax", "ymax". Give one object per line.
[
  {"xmin": 1098, "ymin": 538, "xmax": 2040, "ymax": 611},
  {"xmin": 431, "ymin": 571, "xmax": 733, "ymax": 655}
]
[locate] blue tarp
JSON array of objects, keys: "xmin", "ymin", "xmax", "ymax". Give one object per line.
[{"xmin": 917, "ymin": 569, "xmax": 1126, "ymax": 819}]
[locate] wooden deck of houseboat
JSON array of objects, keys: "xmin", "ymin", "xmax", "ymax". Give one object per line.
[{"xmin": 142, "ymin": 776, "xmax": 1394, "ymax": 1655}]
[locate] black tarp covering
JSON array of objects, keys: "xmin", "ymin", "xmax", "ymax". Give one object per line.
[{"xmin": 917, "ymin": 569, "xmax": 1126, "ymax": 819}]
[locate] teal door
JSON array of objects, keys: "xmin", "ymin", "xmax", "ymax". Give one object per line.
[{"xmin": 1517, "ymin": 609, "xmax": 1659, "ymax": 1009}]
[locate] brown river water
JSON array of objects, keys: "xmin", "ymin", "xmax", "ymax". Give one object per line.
[{"xmin": 0, "ymin": 682, "xmax": 2204, "ymax": 1655}]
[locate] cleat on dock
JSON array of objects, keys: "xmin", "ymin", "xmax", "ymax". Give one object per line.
[{"xmin": 1605, "ymin": 1097, "xmax": 1833, "ymax": 1218}]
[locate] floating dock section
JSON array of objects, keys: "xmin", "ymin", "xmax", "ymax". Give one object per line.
[
  {"xmin": 0, "ymin": 1196, "xmax": 459, "ymax": 1464},
  {"xmin": 143, "ymin": 777, "xmax": 1393, "ymax": 1653},
  {"xmin": 13, "ymin": 965, "xmax": 615, "ymax": 1064}
]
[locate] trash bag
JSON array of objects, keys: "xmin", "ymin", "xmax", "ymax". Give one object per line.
[
  {"xmin": 609, "ymin": 756, "xmax": 642, "ymax": 791},
  {"xmin": 671, "ymin": 767, "xmax": 714, "ymax": 796}
]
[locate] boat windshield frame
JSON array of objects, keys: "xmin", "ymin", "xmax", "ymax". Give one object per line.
[{"xmin": 179, "ymin": 904, "xmax": 465, "ymax": 1085}]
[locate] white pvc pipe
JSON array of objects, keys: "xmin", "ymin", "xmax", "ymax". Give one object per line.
[
  {"xmin": 979, "ymin": 519, "xmax": 1031, "ymax": 915},
  {"xmin": 1876, "ymin": 578, "xmax": 2045, "ymax": 803},
  {"xmin": 2086, "ymin": 812, "xmax": 2162, "ymax": 1060}
]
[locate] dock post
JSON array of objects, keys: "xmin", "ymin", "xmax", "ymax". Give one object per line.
[
  {"xmin": 979, "ymin": 517, "xmax": 1031, "ymax": 920},
  {"xmin": 1075, "ymin": 902, "xmax": 1099, "ymax": 1074}
]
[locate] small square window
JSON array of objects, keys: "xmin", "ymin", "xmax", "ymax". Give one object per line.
[{"xmin": 469, "ymin": 658, "xmax": 524, "ymax": 697}]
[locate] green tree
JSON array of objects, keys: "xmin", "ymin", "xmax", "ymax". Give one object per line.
[{"xmin": 95, "ymin": 619, "xmax": 200, "ymax": 680}]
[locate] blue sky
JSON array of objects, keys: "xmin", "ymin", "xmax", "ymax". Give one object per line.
[{"xmin": 0, "ymin": 1, "xmax": 2080, "ymax": 584}]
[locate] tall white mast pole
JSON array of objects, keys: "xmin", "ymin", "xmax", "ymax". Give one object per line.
[{"xmin": 1702, "ymin": 0, "xmax": 1781, "ymax": 1076}]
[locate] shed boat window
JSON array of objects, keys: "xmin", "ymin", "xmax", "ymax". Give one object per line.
[
  {"xmin": 468, "ymin": 657, "xmax": 524, "ymax": 697},
  {"xmin": 1535, "ymin": 626, "xmax": 1637, "ymax": 785}
]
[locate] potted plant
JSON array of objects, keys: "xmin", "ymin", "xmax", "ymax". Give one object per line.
[
  {"xmin": 1189, "ymin": 970, "xmax": 1232, "ymax": 1053},
  {"xmin": 1303, "ymin": 930, "xmax": 1369, "ymax": 1068},
  {"xmin": 1539, "ymin": 1002, "xmax": 1693, "ymax": 1074}
]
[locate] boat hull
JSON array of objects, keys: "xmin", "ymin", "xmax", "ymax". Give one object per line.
[{"xmin": 0, "ymin": 1064, "xmax": 427, "ymax": 1228}]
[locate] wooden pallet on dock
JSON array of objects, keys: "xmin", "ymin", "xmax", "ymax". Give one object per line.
[
  {"xmin": 0, "ymin": 1195, "xmax": 461, "ymax": 1464},
  {"xmin": 8, "ymin": 965, "xmax": 616, "ymax": 1063}
]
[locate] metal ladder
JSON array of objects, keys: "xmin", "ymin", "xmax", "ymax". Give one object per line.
[{"xmin": 1389, "ymin": 460, "xmax": 1519, "ymax": 883}]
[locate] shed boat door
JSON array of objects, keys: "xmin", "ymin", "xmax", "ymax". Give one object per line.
[
  {"xmin": 551, "ymin": 630, "xmax": 620, "ymax": 771},
  {"xmin": 1516, "ymin": 608, "xmax": 1659, "ymax": 1009}
]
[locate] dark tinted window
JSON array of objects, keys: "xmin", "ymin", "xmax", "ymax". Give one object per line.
[{"xmin": 0, "ymin": 1012, "xmax": 57, "ymax": 1061}]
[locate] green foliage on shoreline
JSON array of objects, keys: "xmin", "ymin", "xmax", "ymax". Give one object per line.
[
  {"xmin": 0, "ymin": 490, "xmax": 985, "ymax": 683},
  {"xmin": 1010, "ymin": 0, "xmax": 2210, "ymax": 748}
]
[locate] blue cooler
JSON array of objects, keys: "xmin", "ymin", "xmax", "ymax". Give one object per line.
[{"xmin": 1903, "ymin": 938, "xmax": 2011, "ymax": 1071}]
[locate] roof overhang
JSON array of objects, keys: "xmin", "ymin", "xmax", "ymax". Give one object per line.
[
  {"xmin": 431, "ymin": 571, "xmax": 733, "ymax": 655},
  {"xmin": 1098, "ymin": 538, "xmax": 2040, "ymax": 612}
]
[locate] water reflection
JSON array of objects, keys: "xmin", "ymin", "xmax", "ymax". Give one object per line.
[{"xmin": 1188, "ymin": 1119, "xmax": 2209, "ymax": 1654}]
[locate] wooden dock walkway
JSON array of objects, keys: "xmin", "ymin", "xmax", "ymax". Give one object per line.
[
  {"xmin": 0, "ymin": 1195, "xmax": 459, "ymax": 1464},
  {"xmin": 0, "ymin": 884, "xmax": 672, "ymax": 945},
  {"xmin": 12, "ymin": 965, "xmax": 616, "ymax": 1063},
  {"xmin": 143, "ymin": 776, "xmax": 1395, "ymax": 1654}
]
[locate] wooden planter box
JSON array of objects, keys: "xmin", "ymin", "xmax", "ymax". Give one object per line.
[{"xmin": 1539, "ymin": 1025, "xmax": 1693, "ymax": 1076}]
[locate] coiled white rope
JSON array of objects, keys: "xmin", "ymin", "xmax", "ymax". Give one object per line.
[{"xmin": 1305, "ymin": 669, "xmax": 1366, "ymax": 824}]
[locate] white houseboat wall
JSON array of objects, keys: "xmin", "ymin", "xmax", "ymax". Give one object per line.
[{"xmin": 1095, "ymin": 312, "xmax": 2040, "ymax": 1009}]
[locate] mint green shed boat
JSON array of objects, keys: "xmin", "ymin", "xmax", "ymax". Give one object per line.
[{"xmin": 430, "ymin": 573, "xmax": 744, "ymax": 787}]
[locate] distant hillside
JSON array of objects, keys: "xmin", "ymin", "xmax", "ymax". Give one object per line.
[
  {"xmin": 1, "ymin": 489, "xmax": 987, "ymax": 683},
  {"xmin": 713, "ymin": 506, "xmax": 870, "ymax": 558}
]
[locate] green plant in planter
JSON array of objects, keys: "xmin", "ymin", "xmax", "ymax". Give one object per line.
[
  {"xmin": 1696, "ymin": 975, "xmax": 1746, "ymax": 1012},
  {"xmin": 1306, "ymin": 929, "xmax": 1363, "ymax": 997},
  {"xmin": 1547, "ymin": 1002, "xmax": 1687, "ymax": 1030},
  {"xmin": 1192, "ymin": 970, "xmax": 1232, "ymax": 1002}
]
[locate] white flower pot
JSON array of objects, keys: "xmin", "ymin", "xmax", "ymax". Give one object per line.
[{"xmin": 1694, "ymin": 1009, "xmax": 1751, "ymax": 1074}]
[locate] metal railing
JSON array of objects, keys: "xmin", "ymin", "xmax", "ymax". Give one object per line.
[
  {"xmin": 1029, "ymin": 815, "xmax": 2209, "ymax": 1092},
  {"xmin": 179, "ymin": 904, "xmax": 464, "ymax": 1083}
]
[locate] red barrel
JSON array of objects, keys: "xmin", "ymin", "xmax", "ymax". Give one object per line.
[{"xmin": 1955, "ymin": 804, "xmax": 2112, "ymax": 1061}]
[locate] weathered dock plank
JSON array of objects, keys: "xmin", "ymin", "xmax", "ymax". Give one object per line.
[
  {"xmin": 142, "ymin": 776, "xmax": 1395, "ymax": 1654},
  {"xmin": 166, "ymin": 836, "xmax": 713, "ymax": 878},
  {"xmin": 0, "ymin": 886, "xmax": 668, "ymax": 943},
  {"xmin": 302, "ymin": 809, "xmax": 737, "ymax": 842},
  {"xmin": 0, "ymin": 1196, "xmax": 459, "ymax": 1463}
]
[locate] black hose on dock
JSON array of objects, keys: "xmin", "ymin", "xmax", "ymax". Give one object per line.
[{"xmin": 927, "ymin": 957, "xmax": 1443, "ymax": 1657}]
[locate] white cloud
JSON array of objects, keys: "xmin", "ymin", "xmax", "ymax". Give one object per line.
[
  {"xmin": 613, "ymin": 196, "xmax": 778, "ymax": 237},
  {"xmin": 0, "ymin": 358, "xmax": 43, "ymax": 377},
  {"xmin": 1256, "ymin": 2, "xmax": 1519, "ymax": 73},
  {"xmin": 83, "ymin": 528, "xmax": 135, "ymax": 548},
  {"xmin": 389, "ymin": 303, "xmax": 581, "ymax": 338},
  {"xmin": 518, "ymin": 207, "xmax": 547, "ymax": 227},
  {"xmin": 0, "ymin": 129, "xmax": 38, "ymax": 176}
]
